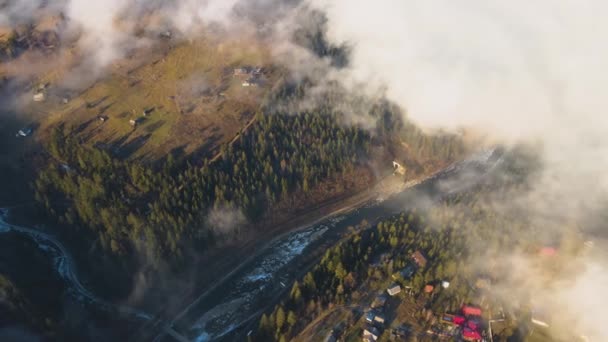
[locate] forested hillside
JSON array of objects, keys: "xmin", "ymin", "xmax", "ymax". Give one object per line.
[{"xmin": 32, "ymin": 94, "xmax": 464, "ymax": 298}]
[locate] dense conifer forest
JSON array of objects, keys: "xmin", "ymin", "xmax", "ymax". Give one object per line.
[{"xmin": 32, "ymin": 92, "xmax": 464, "ymax": 295}]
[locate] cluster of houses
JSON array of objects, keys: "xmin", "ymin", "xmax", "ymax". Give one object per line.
[
  {"xmin": 389, "ymin": 250, "xmax": 429, "ymax": 294},
  {"xmin": 438, "ymin": 305, "xmax": 485, "ymax": 341},
  {"xmin": 362, "ymin": 251, "xmax": 431, "ymax": 341},
  {"xmin": 233, "ymin": 66, "xmax": 264, "ymax": 87},
  {"xmin": 362, "ymin": 294, "xmax": 389, "ymax": 341}
]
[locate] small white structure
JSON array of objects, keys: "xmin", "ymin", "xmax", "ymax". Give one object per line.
[
  {"xmin": 33, "ymin": 92, "xmax": 45, "ymax": 102},
  {"xmin": 16, "ymin": 127, "xmax": 32, "ymax": 137},
  {"xmin": 442, "ymin": 281, "xmax": 450, "ymax": 289},
  {"xmin": 373, "ymin": 314, "xmax": 386, "ymax": 325},
  {"xmin": 387, "ymin": 284, "xmax": 402, "ymax": 296},
  {"xmin": 392, "ymin": 161, "xmax": 406, "ymax": 175}
]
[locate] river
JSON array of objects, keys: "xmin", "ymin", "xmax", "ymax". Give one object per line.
[{"xmin": 0, "ymin": 208, "xmax": 153, "ymax": 322}]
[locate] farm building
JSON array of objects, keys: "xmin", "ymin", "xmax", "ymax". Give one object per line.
[{"xmin": 424, "ymin": 284, "xmax": 435, "ymax": 294}]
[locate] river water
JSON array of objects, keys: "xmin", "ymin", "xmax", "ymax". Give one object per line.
[{"xmin": 0, "ymin": 208, "xmax": 153, "ymax": 321}]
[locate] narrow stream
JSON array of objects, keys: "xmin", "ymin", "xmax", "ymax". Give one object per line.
[{"xmin": 0, "ymin": 208, "xmax": 153, "ymax": 321}]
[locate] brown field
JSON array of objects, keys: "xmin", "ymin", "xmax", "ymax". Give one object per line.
[{"xmin": 10, "ymin": 33, "xmax": 281, "ymax": 162}]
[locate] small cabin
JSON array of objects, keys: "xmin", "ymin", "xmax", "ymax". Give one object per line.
[
  {"xmin": 387, "ymin": 284, "xmax": 402, "ymax": 296},
  {"xmin": 33, "ymin": 92, "xmax": 46, "ymax": 102},
  {"xmin": 16, "ymin": 127, "xmax": 33, "ymax": 137}
]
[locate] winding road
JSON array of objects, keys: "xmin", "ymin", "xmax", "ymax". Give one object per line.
[{"xmin": 0, "ymin": 208, "xmax": 153, "ymax": 321}]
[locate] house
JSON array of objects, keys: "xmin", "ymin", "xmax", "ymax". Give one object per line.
[
  {"xmin": 387, "ymin": 284, "xmax": 401, "ymax": 296},
  {"xmin": 442, "ymin": 314, "xmax": 466, "ymax": 326},
  {"xmin": 129, "ymin": 119, "xmax": 137, "ymax": 126},
  {"xmin": 394, "ymin": 264, "xmax": 416, "ymax": 280},
  {"xmin": 363, "ymin": 327, "xmax": 380, "ymax": 341},
  {"xmin": 462, "ymin": 327, "xmax": 482, "ymax": 341},
  {"xmin": 373, "ymin": 314, "xmax": 386, "ymax": 326},
  {"xmin": 371, "ymin": 295, "xmax": 387, "ymax": 309},
  {"xmin": 411, "ymin": 251, "xmax": 428, "ymax": 268},
  {"xmin": 16, "ymin": 127, "xmax": 32, "ymax": 137},
  {"xmin": 424, "ymin": 284, "xmax": 435, "ymax": 294},
  {"xmin": 98, "ymin": 115, "xmax": 108, "ymax": 122},
  {"xmin": 441, "ymin": 280, "xmax": 450, "ymax": 289},
  {"xmin": 365, "ymin": 311, "xmax": 376, "ymax": 323},
  {"xmin": 33, "ymin": 92, "xmax": 45, "ymax": 102},
  {"xmin": 462, "ymin": 305, "xmax": 482, "ymax": 317},
  {"xmin": 539, "ymin": 246, "xmax": 558, "ymax": 257}
]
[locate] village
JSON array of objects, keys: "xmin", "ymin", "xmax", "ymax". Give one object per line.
[
  {"xmin": 312, "ymin": 245, "xmax": 570, "ymax": 342},
  {"xmin": 310, "ymin": 250, "xmax": 483, "ymax": 342}
]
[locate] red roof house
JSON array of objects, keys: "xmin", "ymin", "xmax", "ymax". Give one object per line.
[
  {"xmin": 453, "ymin": 315, "xmax": 466, "ymax": 325},
  {"xmin": 539, "ymin": 247, "xmax": 557, "ymax": 256},
  {"xmin": 462, "ymin": 327, "xmax": 482, "ymax": 341},
  {"xmin": 467, "ymin": 320, "xmax": 479, "ymax": 331},
  {"xmin": 424, "ymin": 284, "xmax": 434, "ymax": 293},
  {"xmin": 462, "ymin": 305, "xmax": 482, "ymax": 317},
  {"xmin": 411, "ymin": 251, "xmax": 428, "ymax": 268}
]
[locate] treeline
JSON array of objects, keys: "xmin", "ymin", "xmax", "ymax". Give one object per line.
[
  {"xmin": 33, "ymin": 97, "xmax": 464, "ymax": 297},
  {"xmin": 35, "ymin": 111, "xmax": 371, "ymax": 267},
  {"xmin": 255, "ymin": 150, "xmax": 576, "ymax": 341}
]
